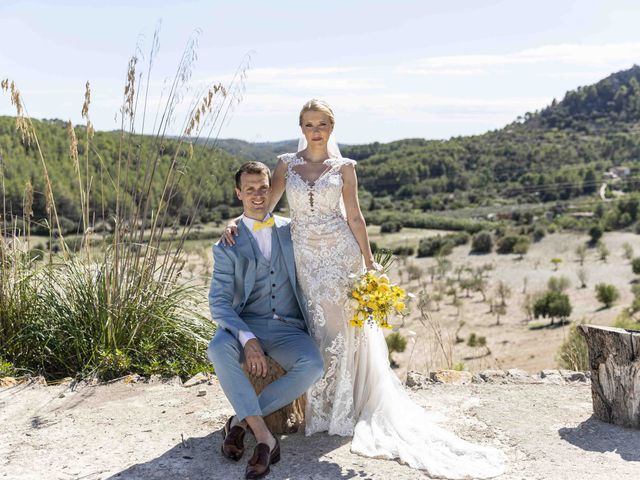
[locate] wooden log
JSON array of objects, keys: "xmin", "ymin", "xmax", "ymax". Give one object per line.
[
  {"xmin": 578, "ymin": 324, "xmax": 640, "ymax": 428},
  {"xmin": 243, "ymin": 356, "xmax": 306, "ymax": 434}
]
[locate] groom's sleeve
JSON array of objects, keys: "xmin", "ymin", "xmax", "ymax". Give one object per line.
[
  {"xmin": 238, "ymin": 330, "xmax": 257, "ymax": 347},
  {"xmin": 208, "ymin": 244, "xmax": 252, "ymax": 340}
]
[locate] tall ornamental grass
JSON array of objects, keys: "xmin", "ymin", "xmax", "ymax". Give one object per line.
[{"xmin": 0, "ymin": 28, "xmax": 249, "ymax": 380}]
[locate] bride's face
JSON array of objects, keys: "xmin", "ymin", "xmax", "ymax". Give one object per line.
[{"xmin": 300, "ymin": 110, "xmax": 333, "ymax": 148}]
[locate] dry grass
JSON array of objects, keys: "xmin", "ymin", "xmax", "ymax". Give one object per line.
[{"xmin": 0, "ymin": 29, "xmax": 250, "ymax": 380}]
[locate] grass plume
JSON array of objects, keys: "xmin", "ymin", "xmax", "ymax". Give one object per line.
[{"xmin": 0, "ymin": 29, "xmax": 249, "ymax": 381}]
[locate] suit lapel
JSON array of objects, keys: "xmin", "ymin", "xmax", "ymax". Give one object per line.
[{"xmin": 236, "ymin": 222, "xmax": 256, "ymax": 303}]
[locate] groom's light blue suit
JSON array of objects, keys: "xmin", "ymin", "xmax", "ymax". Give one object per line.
[{"xmin": 207, "ymin": 215, "xmax": 323, "ymax": 421}]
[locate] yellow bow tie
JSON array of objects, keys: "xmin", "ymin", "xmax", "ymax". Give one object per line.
[{"xmin": 252, "ymin": 216, "xmax": 275, "ymax": 232}]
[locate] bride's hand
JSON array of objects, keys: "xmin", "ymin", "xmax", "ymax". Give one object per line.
[
  {"xmin": 220, "ymin": 224, "xmax": 238, "ymax": 246},
  {"xmin": 366, "ymin": 261, "xmax": 384, "ymax": 272}
]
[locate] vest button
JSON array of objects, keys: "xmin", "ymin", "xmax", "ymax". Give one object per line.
[
  {"xmin": 272, "ymin": 295, "xmax": 275, "ymax": 299},
  {"xmin": 272, "ymin": 308, "xmax": 276, "ymax": 312},
  {"xmin": 272, "ymin": 284, "xmax": 276, "ymax": 287},
  {"xmin": 270, "ymin": 270, "xmax": 274, "ymax": 274}
]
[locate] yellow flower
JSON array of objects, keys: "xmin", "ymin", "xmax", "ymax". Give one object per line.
[{"xmin": 349, "ymin": 267, "xmax": 410, "ymax": 330}]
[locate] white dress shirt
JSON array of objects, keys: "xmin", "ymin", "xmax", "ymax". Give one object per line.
[{"xmin": 238, "ymin": 214, "xmax": 273, "ymax": 347}]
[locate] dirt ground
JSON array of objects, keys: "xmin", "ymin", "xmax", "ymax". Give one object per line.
[
  {"xmin": 385, "ymin": 230, "xmax": 639, "ymax": 377},
  {"xmin": 2, "ymin": 376, "xmax": 639, "ymax": 480}
]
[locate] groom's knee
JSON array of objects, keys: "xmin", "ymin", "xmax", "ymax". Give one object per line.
[{"xmin": 302, "ymin": 350, "xmax": 324, "ymax": 383}]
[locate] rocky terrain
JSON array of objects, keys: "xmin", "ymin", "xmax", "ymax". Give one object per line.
[{"xmin": 2, "ymin": 370, "xmax": 639, "ymax": 480}]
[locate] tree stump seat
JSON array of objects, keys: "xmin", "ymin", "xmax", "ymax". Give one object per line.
[
  {"xmin": 578, "ymin": 324, "xmax": 640, "ymax": 428},
  {"xmin": 243, "ymin": 356, "xmax": 306, "ymax": 434}
]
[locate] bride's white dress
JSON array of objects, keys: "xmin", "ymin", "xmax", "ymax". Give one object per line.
[{"xmin": 280, "ymin": 153, "xmax": 506, "ymax": 479}]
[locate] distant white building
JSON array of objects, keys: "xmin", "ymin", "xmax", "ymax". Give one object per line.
[
  {"xmin": 611, "ymin": 166, "xmax": 631, "ymax": 177},
  {"xmin": 603, "ymin": 166, "xmax": 631, "ymax": 182}
]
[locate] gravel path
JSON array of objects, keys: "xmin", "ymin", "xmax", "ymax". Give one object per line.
[{"xmin": 1, "ymin": 376, "xmax": 639, "ymax": 480}]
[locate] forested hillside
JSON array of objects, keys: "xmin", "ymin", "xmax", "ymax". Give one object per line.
[
  {"xmin": 0, "ymin": 118, "xmax": 243, "ymax": 229},
  {"xmin": 2, "ymin": 66, "xmax": 640, "ymax": 232},
  {"xmin": 343, "ymin": 66, "xmax": 640, "ymax": 214},
  {"xmin": 213, "ymin": 138, "xmax": 297, "ymax": 165}
]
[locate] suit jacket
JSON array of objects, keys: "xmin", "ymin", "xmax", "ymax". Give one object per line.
[{"xmin": 208, "ymin": 215, "xmax": 308, "ymax": 340}]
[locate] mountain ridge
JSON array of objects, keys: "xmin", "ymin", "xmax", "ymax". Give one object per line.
[{"xmin": 2, "ymin": 65, "xmax": 640, "ymax": 228}]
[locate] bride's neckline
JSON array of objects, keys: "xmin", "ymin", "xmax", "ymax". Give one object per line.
[{"xmin": 294, "ymin": 151, "xmax": 333, "ymax": 164}]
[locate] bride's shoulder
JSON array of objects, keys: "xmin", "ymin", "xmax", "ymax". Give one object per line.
[
  {"xmin": 329, "ymin": 157, "xmax": 357, "ymax": 168},
  {"xmin": 276, "ymin": 152, "xmax": 301, "ymax": 165}
]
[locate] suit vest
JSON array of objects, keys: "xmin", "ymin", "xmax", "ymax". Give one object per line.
[{"xmin": 241, "ymin": 227, "xmax": 304, "ymax": 328}]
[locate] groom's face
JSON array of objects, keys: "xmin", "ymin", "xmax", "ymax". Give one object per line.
[{"xmin": 235, "ymin": 172, "xmax": 272, "ymax": 221}]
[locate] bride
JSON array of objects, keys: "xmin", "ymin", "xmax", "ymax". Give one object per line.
[{"xmin": 223, "ymin": 99, "xmax": 506, "ymax": 479}]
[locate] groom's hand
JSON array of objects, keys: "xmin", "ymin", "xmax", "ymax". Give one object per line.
[{"xmin": 244, "ymin": 338, "xmax": 268, "ymax": 378}]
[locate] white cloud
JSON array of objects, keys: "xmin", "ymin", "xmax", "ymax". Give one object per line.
[
  {"xmin": 239, "ymin": 92, "xmax": 548, "ymax": 121},
  {"xmin": 399, "ymin": 42, "xmax": 640, "ymax": 75},
  {"xmin": 207, "ymin": 66, "xmax": 382, "ymax": 92}
]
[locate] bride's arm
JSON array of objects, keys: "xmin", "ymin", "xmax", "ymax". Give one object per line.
[
  {"xmin": 267, "ymin": 158, "xmax": 287, "ymax": 213},
  {"xmin": 341, "ymin": 164, "xmax": 380, "ymax": 271}
]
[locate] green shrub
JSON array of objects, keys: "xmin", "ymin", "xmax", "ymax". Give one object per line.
[
  {"xmin": 0, "ymin": 250, "xmax": 43, "ymax": 371},
  {"xmin": 417, "ymin": 232, "xmax": 469, "ymax": 258},
  {"xmin": 512, "ymin": 237, "xmax": 530, "ymax": 257},
  {"xmin": 588, "ymin": 225, "xmax": 603, "ymax": 245},
  {"xmin": 470, "ymin": 231, "xmax": 493, "ymax": 254},
  {"xmin": 0, "ymin": 359, "xmax": 15, "ymax": 377},
  {"xmin": 632, "ymin": 257, "xmax": 640, "ymax": 275},
  {"xmin": 467, "ymin": 333, "xmax": 487, "ymax": 347},
  {"xmin": 596, "ymin": 240, "xmax": 610, "ymax": 262},
  {"xmin": 392, "ymin": 245, "xmax": 415, "ymax": 256},
  {"xmin": 380, "ymin": 221, "xmax": 403, "ymax": 233},
  {"xmin": 386, "ymin": 332, "xmax": 408, "ymax": 368},
  {"xmin": 613, "ymin": 311, "xmax": 640, "ymax": 330},
  {"xmin": 548, "ymin": 276, "xmax": 571, "ymax": 293},
  {"xmin": 497, "ymin": 235, "xmax": 529, "ymax": 254},
  {"xmin": 532, "ymin": 226, "xmax": 546, "ymax": 242},
  {"xmin": 364, "ymin": 211, "xmax": 492, "ymax": 234},
  {"xmin": 453, "ymin": 362, "xmax": 465, "ymax": 371},
  {"xmin": 3, "ymin": 257, "xmax": 216, "ymax": 381},
  {"xmin": 630, "ymin": 289, "xmax": 640, "ymax": 315},
  {"xmin": 557, "ymin": 322, "xmax": 588, "ymax": 371},
  {"xmin": 533, "ymin": 290, "xmax": 572, "ymax": 324},
  {"xmin": 595, "ymin": 283, "xmax": 619, "ymax": 308}
]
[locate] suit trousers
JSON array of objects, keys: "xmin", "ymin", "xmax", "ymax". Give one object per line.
[{"xmin": 208, "ymin": 317, "xmax": 324, "ymax": 422}]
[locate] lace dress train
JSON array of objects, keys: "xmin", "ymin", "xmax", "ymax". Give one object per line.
[{"xmin": 280, "ymin": 153, "xmax": 506, "ymax": 479}]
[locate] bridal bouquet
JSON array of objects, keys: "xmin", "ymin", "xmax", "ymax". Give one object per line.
[{"xmin": 349, "ymin": 270, "xmax": 408, "ymax": 329}]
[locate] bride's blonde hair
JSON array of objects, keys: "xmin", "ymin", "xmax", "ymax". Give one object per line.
[{"xmin": 299, "ymin": 99, "xmax": 335, "ymax": 126}]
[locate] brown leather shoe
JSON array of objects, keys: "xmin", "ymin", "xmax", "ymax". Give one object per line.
[
  {"xmin": 221, "ymin": 415, "xmax": 247, "ymax": 461},
  {"xmin": 244, "ymin": 437, "xmax": 280, "ymax": 479}
]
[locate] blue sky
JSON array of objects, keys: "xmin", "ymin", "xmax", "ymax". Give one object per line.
[{"xmin": 2, "ymin": 0, "xmax": 640, "ymax": 143}]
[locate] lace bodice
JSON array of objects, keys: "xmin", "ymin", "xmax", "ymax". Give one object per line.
[{"xmin": 279, "ymin": 152, "xmax": 356, "ymax": 226}]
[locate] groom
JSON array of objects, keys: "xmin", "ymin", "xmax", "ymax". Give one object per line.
[{"xmin": 207, "ymin": 161, "xmax": 324, "ymax": 479}]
